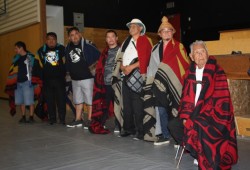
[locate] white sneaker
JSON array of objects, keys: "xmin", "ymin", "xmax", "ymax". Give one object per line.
[
  {"xmin": 193, "ymin": 159, "xmax": 198, "ymax": 166},
  {"xmin": 113, "ymin": 127, "xmax": 120, "ymax": 133},
  {"xmin": 174, "ymin": 144, "xmax": 180, "ymax": 149}
]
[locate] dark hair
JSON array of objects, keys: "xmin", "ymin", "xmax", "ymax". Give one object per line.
[
  {"xmin": 67, "ymin": 26, "xmax": 79, "ymax": 35},
  {"xmin": 46, "ymin": 32, "xmax": 57, "ymax": 39},
  {"xmin": 106, "ymin": 29, "xmax": 117, "ymax": 37},
  {"xmin": 15, "ymin": 41, "xmax": 27, "ymax": 51}
]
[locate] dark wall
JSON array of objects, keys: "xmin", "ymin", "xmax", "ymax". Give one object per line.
[
  {"xmin": 180, "ymin": 0, "xmax": 250, "ymax": 49},
  {"xmin": 46, "ymin": 0, "xmax": 163, "ymax": 32},
  {"xmin": 46, "ymin": 0, "xmax": 250, "ymax": 50}
]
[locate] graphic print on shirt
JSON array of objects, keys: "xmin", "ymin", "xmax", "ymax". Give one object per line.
[
  {"xmin": 69, "ymin": 48, "xmax": 82, "ymax": 63},
  {"xmin": 23, "ymin": 58, "xmax": 31, "ymax": 81},
  {"xmin": 45, "ymin": 51, "xmax": 59, "ymax": 66}
]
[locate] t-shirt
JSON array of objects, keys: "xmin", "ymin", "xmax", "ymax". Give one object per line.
[
  {"xmin": 37, "ymin": 44, "xmax": 66, "ymax": 81},
  {"xmin": 17, "ymin": 55, "xmax": 28, "ymax": 83},
  {"xmin": 66, "ymin": 42, "xmax": 92, "ymax": 80},
  {"xmin": 104, "ymin": 46, "xmax": 119, "ymax": 85},
  {"xmin": 122, "ymin": 39, "xmax": 138, "ymax": 66}
]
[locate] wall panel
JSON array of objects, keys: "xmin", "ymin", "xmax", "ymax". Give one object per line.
[
  {"xmin": 0, "ymin": 0, "xmax": 40, "ymax": 34},
  {"xmin": 64, "ymin": 26, "xmax": 160, "ymax": 52}
]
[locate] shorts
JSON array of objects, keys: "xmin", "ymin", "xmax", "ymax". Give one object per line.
[
  {"xmin": 15, "ymin": 81, "xmax": 34, "ymax": 105},
  {"xmin": 72, "ymin": 78, "xmax": 94, "ymax": 105}
]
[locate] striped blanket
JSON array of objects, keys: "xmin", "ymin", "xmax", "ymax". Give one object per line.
[{"xmin": 143, "ymin": 39, "xmax": 190, "ymax": 141}]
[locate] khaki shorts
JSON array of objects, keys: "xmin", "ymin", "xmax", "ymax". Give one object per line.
[{"xmin": 72, "ymin": 78, "xmax": 94, "ymax": 105}]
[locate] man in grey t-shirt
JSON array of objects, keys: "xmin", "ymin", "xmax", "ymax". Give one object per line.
[{"xmin": 90, "ymin": 30, "xmax": 120, "ymax": 134}]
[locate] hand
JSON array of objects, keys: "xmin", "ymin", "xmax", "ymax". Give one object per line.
[
  {"xmin": 183, "ymin": 119, "xmax": 186, "ymax": 126},
  {"xmin": 120, "ymin": 65, "xmax": 127, "ymax": 74},
  {"xmin": 123, "ymin": 65, "xmax": 133, "ymax": 75}
]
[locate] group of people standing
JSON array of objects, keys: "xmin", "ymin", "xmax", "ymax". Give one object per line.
[{"xmin": 5, "ymin": 16, "xmax": 238, "ymax": 169}]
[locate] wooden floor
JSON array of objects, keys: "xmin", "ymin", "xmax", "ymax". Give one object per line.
[{"xmin": 0, "ymin": 99, "xmax": 249, "ymax": 170}]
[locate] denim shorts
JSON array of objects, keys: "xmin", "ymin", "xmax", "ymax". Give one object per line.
[
  {"xmin": 15, "ymin": 81, "xmax": 34, "ymax": 105},
  {"xmin": 72, "ymin": 78, "xmax": 94, "ymax": 105}
]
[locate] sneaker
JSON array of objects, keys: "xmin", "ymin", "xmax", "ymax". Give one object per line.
[
  {"xmin": 133, "ymin": 134, "xmax": 144, "ymax": 141},
  {"xmin": 193, "ymin": 159, "xmax": 198, "ymax": 166},
  {"xmin": 174, "ymin": 142, "xmax": 180, "ymax": 149},
  {"xmin": 19, "ymin": 116, "xmax": 27, "ymax": 123},
  {"xmin": 113, "ymin": 126, "xmax": 120, "ymax": 133},
  {"xmin": 154, "ymin": 137, "xmax": 170, "ymax": 146},
  {"xmin": 83, "ymin": 120, "xmax": 91, "ymax": 130},
  {"xmin": 66, "ymin": 120, "xmax": 83, "ymax": 128}
]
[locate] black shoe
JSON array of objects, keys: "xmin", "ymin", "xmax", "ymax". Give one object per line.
[
  {"xmin": 154, "ymin": 136, "xmax": 170, "ymax": 146},
  {"xmin": 66, "ymin": 120, "xmax": 83, "ymax": 128},
  {"xmin": 19, "ymin": 116, "xmax": 26, "ymax": 123},
  {"xmin": 49, "ymin": 120, "xmax": 56, "ymax": 125},
  {"xmin": 49, "ymin": 119, "xmax": 57, "ymax": 125},
  {"xmin": 59, "ymin": 121, "xmax": 66, "ymax": 126},
  {"xmin": 83, "ymin": 120, "xmax": 91, "ymax": 130},
  {"xmin": 49, "ymin": 122, "xmax": 55, "ymax": 125},
  {"xmin": 28, "ymin": 116, "xmax": 35, "ymax": 123},
  {"xmin": 120, "ymin": 130, "xmax": 133, "ymax": 137},
  {"xmin": 133, "ymin": 134, "xmax": 144, "ymax": 141}
]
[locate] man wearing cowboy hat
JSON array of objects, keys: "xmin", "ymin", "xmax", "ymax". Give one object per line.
[{"xmin": 112, "ymin": 18, "xmax": 152, "ymax": 140}]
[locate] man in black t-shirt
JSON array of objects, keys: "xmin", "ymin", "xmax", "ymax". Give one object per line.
[
  {"xmin": 37, "ymin": 32, "xmax": 66, "ymax": 125},
  {"xmin": 5, "ymin": 41, "xmax": 42, "ymax": 123}
]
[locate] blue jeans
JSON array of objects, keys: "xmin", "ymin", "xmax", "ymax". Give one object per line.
[{"xmin": 158, "ymin": 106, "xmax": 170, "ymax": 139}]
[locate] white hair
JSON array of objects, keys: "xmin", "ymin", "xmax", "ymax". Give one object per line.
[{"xmin": 190, "ymin": 40, "xmax": 208, "ymax": 54}]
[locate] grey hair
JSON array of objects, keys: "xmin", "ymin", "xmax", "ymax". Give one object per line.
[{"xmin": 190, "ymin": 40, "xmax": 208, "ymax": 54}]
